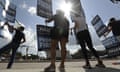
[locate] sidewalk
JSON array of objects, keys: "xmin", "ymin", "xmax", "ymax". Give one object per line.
[{"xmin": 0, "ymin": 60, "xmax": 120, "ymax": 72}]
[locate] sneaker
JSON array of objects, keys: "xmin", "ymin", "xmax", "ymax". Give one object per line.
[
  {"xmin": 44, "ymin": 65, "xmax": 55, "ymax": 72},
  {"xmin": 83, "ymin": 65, "xmax": 92, "ymax": 69},
  {"xmin": 96, "ymin": 63, "xmax": 106, "ymax": 68}
]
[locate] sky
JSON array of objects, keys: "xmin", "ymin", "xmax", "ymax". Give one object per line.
[{"xmin": 1, "ymin": 0, "xmax": 120, "ymax": 55}]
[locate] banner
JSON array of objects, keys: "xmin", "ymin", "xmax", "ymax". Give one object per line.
[
  {"xmin": 37, "ymin": 0, "xmax": 52, "ymax": 18},
  {"xmin": 5, "ymin": 3, "xmax": 16, "ymax": 23},
  {"xmin": 36, "ymin": 25, "xmax": 59, "ymax": 51},
  {"xmin": 91, "ymin": 15, "xmax": 120, "ymax": 57},
  {"xmin": 102, "ymin": 36, "xmax": 120, "ymax": 57},
  {"xmin": 0, "ymin": 0, "xmax": 5, "ymax": 9},
  {"xmin": 91, "ymin": 15, "xmax": 108, "ymax": 37}
]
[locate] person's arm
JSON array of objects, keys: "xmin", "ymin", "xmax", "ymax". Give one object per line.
[
  {"xmin": 104, "ymin": 25, "xmax": 112, "ymax": 37},
  {"xmin": 3, "ymin": 22, "xmax": 10, "ymax": 27},
  {"xmin": 45, "ymin": 16, "xmax": 54, "ymax": 23},
  {"xmin": 20, "ymin": 34, "xmax": 26, "ymax": 44}
]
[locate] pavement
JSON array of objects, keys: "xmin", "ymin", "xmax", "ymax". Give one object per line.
[{"xmin": 0, "ymin": 60, "xmax": 120, "ymax": 72}]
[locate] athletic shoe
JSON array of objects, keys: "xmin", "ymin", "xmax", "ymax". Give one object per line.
[
  {"xmin": 83, "ymin": 65, "xmax": 92, "ymax": 69},
  {"xmin": 95, "ymin": 63, "xmax": 106, "ymax": 68}
]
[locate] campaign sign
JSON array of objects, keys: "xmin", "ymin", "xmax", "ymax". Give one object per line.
[
  {"xmin": 5, "ymin": 3, "xmax": 16, "ymax": 23},
  {"xmin": 36, "ymin": 25, "xmax": 59, "ymax": 51},
  {"xmin": 102, "ymin": 36, "xmax": 120, "ymax": 57},
  {"xmin": 92, "ymin": 15, "xmax": 120, "ymax": 57},
  {"xmin": 37, "ymin": 0, "xmax": 52, "ymax": 18},
  {"xmin": 91, "ymin": 15, "xmax": 108, "ymax": 37}
]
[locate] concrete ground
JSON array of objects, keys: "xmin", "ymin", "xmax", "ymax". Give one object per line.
[{"xmin": 0, "ymin": 60, "xmax": 120, "ymax": 72}]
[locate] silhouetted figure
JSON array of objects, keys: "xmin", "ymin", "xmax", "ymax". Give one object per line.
[
  {"xmin": 72, "ymin": 14, "xmax": 105, "ymax": 69},
  {"xmin": 0, "ymin": 26, "xmax": 4, "ymax": 38},
  {"xmin": 44, "ymin": 10, "xmax": 69, "ymax": 72},
  {"xmin": 0, "ymin": 22, "xmax": 26, "ymax": 69},
  {"xmin": 105, "ymin": 17, "xmax": 120, "ymax": 41}
]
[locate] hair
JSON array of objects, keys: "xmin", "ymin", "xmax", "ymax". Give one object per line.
[
  {"xmin": 18, "ymin": 26, "xmax": 25, "ymax": 31},
  {"xmin": 110, "ymin": 17, "xmax": 116, "ymax": 22},
  {"xmin": 56, "ymin": 9, "xmax": 64, "ymax": 16}
]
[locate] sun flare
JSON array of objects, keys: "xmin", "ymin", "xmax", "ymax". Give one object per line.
[{"xmin": 59, "ymin": 2, "xmax": 72, "ymax": 16}]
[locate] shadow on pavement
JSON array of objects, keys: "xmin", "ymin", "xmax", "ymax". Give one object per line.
[{"xmin": 85, "ymin": 67, "xmax": 120, "ymax": 72}]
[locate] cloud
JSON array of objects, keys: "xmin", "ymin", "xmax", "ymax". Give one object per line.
[
  {"xmin": 20, "ymin": 1, "xmax": 36, "ymax": 16},
  {"xmin": 28, "ymin": 7, "xmax": 36, "ymax": 15},
  {"xmin": 20, "ymin": 1, "xmax": 28, "ymax": 9}
]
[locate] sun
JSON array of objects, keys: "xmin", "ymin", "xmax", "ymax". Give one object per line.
[{"xmin": 59, "ymin": 2, "xmax": 72, "ymax": 16}]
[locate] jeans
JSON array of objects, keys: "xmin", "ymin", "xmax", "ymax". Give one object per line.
[
  {"xmin": 76, "ymin": 30, "xmax": 100, "ymax": 64},
  {"xmin": 0, "ymin": 42, "xmax": 19, "ymax": 68}
]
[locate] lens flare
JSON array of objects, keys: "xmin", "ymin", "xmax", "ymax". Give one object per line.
[{"xmin": 59, "ymin": 2, "xmax": 72, "ymax": 16}]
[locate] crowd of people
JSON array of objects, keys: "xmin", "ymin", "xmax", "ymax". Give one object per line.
[
  {"xmin": 43, "ymin": 9, "xmax": 107, "ymax": 72},
  {"xmin": 1, "ymin": 3, "xmax": 120, "ymax": 72}
]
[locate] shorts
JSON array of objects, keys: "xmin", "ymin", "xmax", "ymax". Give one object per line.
[{"xmin": 50, "ymin": 27, "xmax": 69, "ymax": 40}]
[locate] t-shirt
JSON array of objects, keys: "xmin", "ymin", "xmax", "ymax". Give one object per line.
[
  {"xmin": 73, "ymin": 16, "xmax": 88, "ymax": 33},
  {"xmin": 12, "ymin": 30, "xmax": 25, "ymax": 44},
  {"xmin": 108, "ymin": 20, "xmax": 120, "ymax": 36},
  {"xmin": 52, "ymin": 15, "xmax": 69, "ymax": 30}
]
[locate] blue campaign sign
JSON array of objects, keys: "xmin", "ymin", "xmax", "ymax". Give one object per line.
[
  {"xmin": 102, "ymin": 36, "xmax": 120, "ymax": 57},
  {"xmin": 36, "ymin": 25, "xmax": 59, "ymax": 51},
  {"xmin": 5, "ymin": 3, "xmax": 16, "ymax": 23},
  {"xmin": 91, "ymin": 15, "xmax": 120, "ymax": 57},
  {"xmin": 91, "ymin": 15, "xmax": 108, "ymax": 37},
  {"xmin": 37, "ymin": 0, "xmax": 53, "ymax": 18}
]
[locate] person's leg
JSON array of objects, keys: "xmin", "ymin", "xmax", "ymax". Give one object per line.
[
  {"xmin": 0, "ymin": 43, "xmax": 12, "ymax": 55},
  {"xmin": 79, "ymin": 40, "xmax": 90, "ymax": 66},
  {"xmin": 7, "ymin": 47, "xmax": 18, "ymax": 69},
  {"xmin": 85, "ymin": 34, "xmax": 100, "ymax": 60},
  {"xmin": 76, "ymin": 32, "xmax": 91, "ymax": 68},
  {"xmin": 59, "ymin": 38, "xmax": 67, "ymax": 68},
  {"xmin": 44, "ymin": 39, "xmax": 58, "ymax": 71},
  {"xmin": 85, "ymin": 30, "xmax": 105, "ymax": 67},
  {"xmin": 50, "ymin": 39, "xmax": 58, "ymax": 67}
]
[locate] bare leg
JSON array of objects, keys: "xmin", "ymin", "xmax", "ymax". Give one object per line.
[
  {"xmin": 44, "ymin": 39, "xmax": 58, "ymax": 72},
  {"xmin": 50, "ymin": 39, "xmax": 58, "ymax": 67},
  {"xmin": 59, "ymin": 38, "xmax": 67, "ymax": 67}
]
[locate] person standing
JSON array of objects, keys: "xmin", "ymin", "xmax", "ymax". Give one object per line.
[
  {"xmin": 104, "ymin": 17, "xmax": 120, "ymax": 41},
  {"xmin": 72, "ymin": 14, "xmax": 105, "ymax": 69},
  {"xmin": 44, "ymin": 10, "xmax": 69, "ymax": 72},
  {"xmin": 0, "ymin": 22, "xmax": 26, "ymax": 69}
]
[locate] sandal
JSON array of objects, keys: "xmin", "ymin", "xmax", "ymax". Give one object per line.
[
  {"xmin": 59, "ymin": 65, "xmax": 65, "ymax": 72},
  {"xmin": 44, "ymin": 65, "xmax": 55, "ymax": 72}
]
